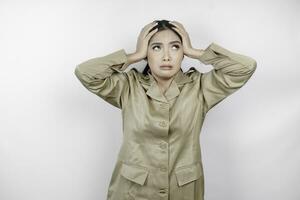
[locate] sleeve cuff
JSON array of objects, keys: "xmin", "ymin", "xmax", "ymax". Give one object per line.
[
  {"xmin": 109, "ymin": 49, "xmax": 130, "ymax": 73},
  {"xmin": 198, "ymin": 42, "xmax": 256, "ymax": 67},
  {"xmin": 197, "ymin": 42, "xmax": 227, "ymax": 64}
]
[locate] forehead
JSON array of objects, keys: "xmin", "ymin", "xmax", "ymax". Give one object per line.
[{"xmin": 149, "ymin": 29, "xmax": 180, "ymax": 43}]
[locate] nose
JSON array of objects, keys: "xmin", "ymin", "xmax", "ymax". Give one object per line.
[{"xmin": 163, "ymin": 49, "xmax": 170, "ymax": 61}]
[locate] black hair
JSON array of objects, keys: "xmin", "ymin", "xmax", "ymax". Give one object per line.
[{"xmin": 142, "ymin": 19, "xmax": 183, "ymax": 75}]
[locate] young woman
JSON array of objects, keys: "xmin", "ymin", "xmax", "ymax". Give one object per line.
[{"xmin": 74, "ymin": 19, "xmax": 257, "ymax": 200}]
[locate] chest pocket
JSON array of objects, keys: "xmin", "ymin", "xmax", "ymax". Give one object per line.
[
  {"xmin": 120, "ymin": 163, "xmax": 149, "ymax": 186},
  {"xmin": 175, "ymin": 162, "xmax": 203, "ymax": 186}
]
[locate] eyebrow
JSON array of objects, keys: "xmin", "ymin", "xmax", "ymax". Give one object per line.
[{"xmin": 150, "ymin": 40, "xmax": 181, "ymax": 46}]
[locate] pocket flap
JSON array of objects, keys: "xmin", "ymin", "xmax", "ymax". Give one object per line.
[
  {"xmin": 120, "ymin": 163, "xmax": 149, "ymax": 186},
  {"xmin": 175, "ymin": 162, "xmax": 202, "ymax": 186}
]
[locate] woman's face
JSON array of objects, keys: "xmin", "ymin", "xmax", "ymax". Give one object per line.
[{"xmin": 147, "ymin": 29, "xmax": 183, "ymax": 81}]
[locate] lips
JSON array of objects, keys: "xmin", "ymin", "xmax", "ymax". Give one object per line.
[{"xmin": 160, "ymin": 65, "xmax": 173, "ymax": 69}]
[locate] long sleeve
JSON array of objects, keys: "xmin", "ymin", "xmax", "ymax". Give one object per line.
[
  {"xmin": 74, "ymin": 49, "xmax": 130, "ymax": 109},
  {"xmin": 198, "ymin": 42, "xmax": 257, "ymax": 113}
]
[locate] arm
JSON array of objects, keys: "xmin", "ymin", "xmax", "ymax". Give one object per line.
[
  {"xmin": 197, "ymin": 42, "xmax": 257, "ymax": 112},
  {"xmin": 166, "ymin": 21, "xmax": 256, "ymax": 112},
  {"xmin": 74, "ymin": 49, "xmax": 132, "ymax": 109},
  {"xmin": 74, "ymin": 22, "xmax": 159, "ymax": 109}
]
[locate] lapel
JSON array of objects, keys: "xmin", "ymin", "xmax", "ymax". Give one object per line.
[{"xmin": 137, "ymin": 68, "xmax": 194, "ymax": 103}]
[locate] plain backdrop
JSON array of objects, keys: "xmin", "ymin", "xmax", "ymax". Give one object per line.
[{"xmin": 1, "ymin": 0, "xmax": 299, "ymax": 200}]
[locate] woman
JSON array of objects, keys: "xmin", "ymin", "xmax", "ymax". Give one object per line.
[{"xmin": 74, "ymin": 19, "xmax": 257, "ymax": 200}]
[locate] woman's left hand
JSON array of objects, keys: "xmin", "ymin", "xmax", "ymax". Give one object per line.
[{"xmin": 169, "ymin": 21, "xmax": 204, "ymax": 59}]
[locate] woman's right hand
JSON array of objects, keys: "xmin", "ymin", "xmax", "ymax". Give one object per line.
[
  {"xmin": 127, "ymin": 21, "xmax": 158, "ymax": 64},
  {"xmin": 136, "ymin": 21, "xmax": 158, "ymax": 59},
  {"xmin": 126, "ymin": 21, "xmax": 158, "ymax": 66}
]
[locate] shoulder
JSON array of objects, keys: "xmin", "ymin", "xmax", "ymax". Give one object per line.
[
  {"xmin": 123, "ymin": 67, "xmax": 149, "ymax": 84},
  {"xmin": 184, "ymin": 67, "xmax": 202, "ymax": 81},
  {"xmin": 126, "ymin": 67, "xmax": 143, "ymax": 78}
]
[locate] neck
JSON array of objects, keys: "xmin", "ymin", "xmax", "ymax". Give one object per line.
[{"xmin": 152, "ymin": 74, "xmax": 174, "ymax": 94}]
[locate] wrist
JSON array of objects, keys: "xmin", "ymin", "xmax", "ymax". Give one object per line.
[
  {"xmin": 126, "ymin": 52, "xmax": 142, "ymax": 64},
  {"xmin": 187, "ymin": 48, "xmax": 205, "ymax": 59}
]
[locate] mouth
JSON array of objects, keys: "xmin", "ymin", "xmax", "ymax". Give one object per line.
[{"xmin": 160, "ymin": 65, "xmax": 173, "ymax": 70}]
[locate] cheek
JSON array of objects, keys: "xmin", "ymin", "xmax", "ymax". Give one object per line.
[
  {"xmin": 173, "ymin": 54, "xmax": 183, "ymax": 63},
  {"xmin": 171, "ymin": 50, "xmax": 183, "ymax": 58},
  {"xmin": 147, "ymin": 54, "xmax": 159, "ymax": 65},
  {"xmin": 147, "ymin": 55, "xmax": 159, "ymax": 71}
]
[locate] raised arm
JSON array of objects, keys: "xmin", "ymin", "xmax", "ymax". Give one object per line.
[
  {"xmin": 197, "ymin": 42, "xmax": 257, "ymax": 112},
  {"xmin": 74, "ymin": 49, "xmax": 131, "ymax": 109},
  {"xmin": 168, "ymin": 21, "xmax": 257, "ymax": 113},
  {"xmin": 74, "ymin": 21, "xmax": 159, "ymax": 109}
]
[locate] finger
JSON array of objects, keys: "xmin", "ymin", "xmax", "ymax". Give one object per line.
[
  {"xmin": 169, "ymin": 21, "xmax": 185, "ymax": 31},
  {"xmin": 170, "ymin": 21, "xmax": 183, "ymax": 27},
  {"xmin": 145, "ymin": 27, "xmax": 158, "ymax": 39},
  {"xmin": 173, "ymin": 26, "xmax": 188, "ymax": 38},
  {"xmin": 145, "ymin": 29, "xmax": 158, "ymax": 45},
  {"xmin": 169, "ymin": 21, "xmax": 181, "ymax": 26},
  {"xmin": 169, "ymin": 21, "xmax": 177, "ymax": 27},
  {"xmin": 171, "ymin": 27, "xmax": 189, "ymax": 44},
  {"xmin": 140, "ymin": 22, "xmax": 157, "ymax": 35},
  {"xmin": 144, "ymin": 21, "xmax": 158, "ymax": 30},
  {"xmin": 142, "ymin": 22, "xmax": 158, "ymax": 37},
  {"xmin": 147, "ymin": 21, "xmax": 158, "ymax": 29},
  {"xmin": 169, "ymin": 22, "xmax": 182, "ymax": 31},
  {"xmin": 172, "ymin": 26, "xmax": 184, "ymax": 35}
]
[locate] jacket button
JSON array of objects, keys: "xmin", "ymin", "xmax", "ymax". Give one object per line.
[
  {"xmin": 160, "ymin": 167, "xmax": 167, "ymax": 172},
  {"xmin": 159, "ymin": 143, "xmax": 167, "ymax": 149},
  {"xmin": 159, "ymin": 121, "xmax": 167, "ymax": 127},
  {"xmin": 159, "ymin": 103, "xmax": 168, "ymax": 109},
  {"xmin": 159, "ymin": 188, "xmax": 168, "ymax": 194}
]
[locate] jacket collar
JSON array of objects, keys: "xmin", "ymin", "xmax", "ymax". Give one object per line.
[{"xmin": 137, "ymin": 68, "xmax": 194, "ymax": 103}]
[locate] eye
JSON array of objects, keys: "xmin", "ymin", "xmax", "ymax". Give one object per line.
[
  {"xmin": 172, "ymin": 44, "xmax": 180, "ymax": 50},
  {"xmin": 151, "ymin": 44, "xmax": 180, "ymax": 51},
  {"xmin": 152, "ymin": 45, "xmax": 161, "ymax": 51}
]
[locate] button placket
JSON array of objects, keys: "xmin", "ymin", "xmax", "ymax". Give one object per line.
[
  {"xmin": 159, "ymin": 103, "xmax": 169, "ymax": 110},
  {"xmin": 159, "ymin": 121, "xmax": 167, "ymax": 127},
  {"xmin": 159, "ymin": 188, "xmax": 168, "ymax": 194},
  {"xmin": 160, "ymin": 166, "xmax": 167, "ymax": 172},
  {"xmin": 159, "ymin": 142, "xmax": 167, "ymax": 149}
]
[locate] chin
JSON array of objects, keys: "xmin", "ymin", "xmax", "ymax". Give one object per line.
[
  {"xmin": 159, "ymin": 71, "xmax": 176, "ymax": 79},
  {"xmin": 152, "ymin": 68, "xmax": 177, "ymax": 79}
]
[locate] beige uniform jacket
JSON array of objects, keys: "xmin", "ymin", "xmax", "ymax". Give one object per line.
[{"xmin": 74, "ymin": 42, "xmax": 257, "ymax": 200}]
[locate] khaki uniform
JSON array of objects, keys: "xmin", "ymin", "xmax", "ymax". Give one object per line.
[{"xmin": 74, "ymin": 42, "xmax": 257, "ymax": 200}]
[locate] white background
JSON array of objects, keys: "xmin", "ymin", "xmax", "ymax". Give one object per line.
[{"xmin": 1, "ymin": 0, "xmax": 299, "ymax": 200}]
